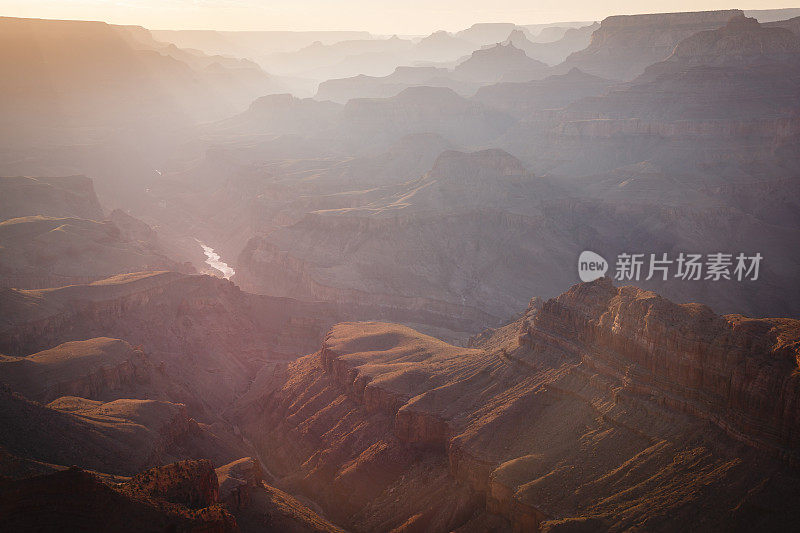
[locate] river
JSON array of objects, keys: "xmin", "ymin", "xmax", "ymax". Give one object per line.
[{"xmin": 198, "ymin": 242, "xmax": 235, "ymax": 280}]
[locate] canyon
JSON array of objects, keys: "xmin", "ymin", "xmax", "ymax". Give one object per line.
[
  {"xmin": 1, "ymin": 7, "xmax": 800, "ymax": 533},
  {"xmin": 233, "ymin": 278, "xmax": 800, "ymax": 531}
]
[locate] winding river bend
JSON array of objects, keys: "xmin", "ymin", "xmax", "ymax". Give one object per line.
[{"xmin": 199, "ymin": 242, "xmax": 235, "ymax": 279}]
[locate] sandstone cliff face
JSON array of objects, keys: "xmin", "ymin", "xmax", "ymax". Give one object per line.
[
  {"xmin": 0, "ymin": 174, "xmax": 190, "ymax": 290},
  {"xmin": 0, "ymin": 463, "xmax": 237, "ymax": 532},
  {"xmin": 523, "ymin": 278, "xmax": 800, "ymax": 461},
  {"xmin": 506, "ymin": 25, "xmax": 599, "ymax": 66},
  {"xmin": 670, "ymin": 14, "xmax": 800, "ymax": 66},
  {"xmin": 0, "ymin": 386, "xmax": 240, "ymax": 477},
  {"xmin": 238, "ymin": 282, "xmax": 800, "ymax": 532},
  {"xmin": 235, "ymin": 234, "xmax": 505, "ymax": 341},
  {"xmin": 0, "ymin": 175, "xmax": 104, "ymax": 222},
  {"xmin": 0, "ymin": 338, "xmax": 151, "ymax": 404},
  {"xmin": 342, "ymin": 86, "xmax": 514, "ymax": 147},
  {"xmin": 216, "ymin": 457, "xmax": 262, "ymax": 510},
  {"xmin": 562, "ymin": 10, "xmax": 743, "ymax": 80},
  {"xmin": 0, "ymin": 272, "xmax": 342, "ymax": 408},
  {"xmin": 127, "ymin": 459, "xmax": 220, "ymax": 509},
  {"xmin": 473, "ymin": 68, "xmax": 616, "ymax": 116},
  {"xmin": 214, "ymin": 93, "xmax": 343, "ymax": 136},
  {"xmin": 453, "ymin": 43, "xmax": 550, "ymax": 83}
]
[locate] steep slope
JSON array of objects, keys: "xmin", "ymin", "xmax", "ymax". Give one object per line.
[
  {"xmin": 412, "ymin": 31, "xmax": 477, "ymax": 63},
  {"xmin": 0, "ymin": 338, "xmax": 162, "ymax": 404},
  {"xmin": 316, "ymin": 66, "xmax": 475, "ymax": 104},
  {"xmin": 0, "ymin": 272, "xmax": 343, "ymax": 409},
  {"xmin": 212, "ymin": 94, "xmax": 343, "ymax": 136},
  {"xmin": 663, "ymin": 13, "xmax": 800, "ymax": 68},
  {"xmin": 498, "ymin": 15, "xmax": 800, "ymax": 173},
  {"xmin": 473, "ymin": 68, "xmax": 616, "ymax": 115},
  {"xmin": 342, "ymin": 86, "xmax": 515, "ymax": 148},
  {"xmin": 0, "ymin": 16, "xmax": 279, "ymax": 136},
  {"xmin": 217, "ymin": 458, "xmax": 345, "ymax": 532},
  {"xmin": 0, "ymin": 175, "xmax": 104, "ymax": 222},
  {"xmin": 453, "ymin": 43, "xmax": 550, "ymax": 83},
  {"xmin": 0, "ymin": 215, "xmax": 187, "ymax": 289},
  {"xmin": 0, "ymin": 461, "xmax": 237, "ymax": 532},
  {"xmin": 509, "ymin": 24, "xmax": 600, "ymax": 65},
  {"xmin": 456, "ymin": 23, "xmax": 521, "ymax": 46},
  {"xmin": 236, "ymin": 279, "xmax": 800, "ymax": 531},
  {"xmin": 561, "ymin": 10, "xmax": 743, "ymax": 80},
  {"xmin": 233, "ymin": 149, "xmax": 567, "ymax": 321},
  {"xmin": 0, "ymin": 387, "xmax": 241, "ymax": 477},
  {"xmin": 0, "ymin": 173, "xmax": 196, "ymax": 289},
  {"xmin": 765, "ymin": 15, "xmax": 800, "ymax": 34},
  {"xmin": 234, "ymin": 143, "xmax": 800, "ymax": 322}
]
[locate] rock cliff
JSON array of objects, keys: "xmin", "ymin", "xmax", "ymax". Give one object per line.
[
  {"xmin": 236, "ymin": 281, "xmax": 800, "ymax": 531},
  {"xmin": 0, "ymin": 462, "xmax": 237, "ymax": 532},
  {"xmin": 562, "ymin": 10, "xmax": 743, "ymax": 80},
  {"xmin": 0, "ymin": 175, "xmax": 104, "ymax": 222}
]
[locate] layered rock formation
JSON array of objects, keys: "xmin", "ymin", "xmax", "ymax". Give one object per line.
[
  {"xmin": 0, "ymin": 463, "xmax": 237, "ymax": 532},
  {"xmin": 0, "ymin": 271, "xmax": 345, "ymax": 411},
  {"xmin": 0, "ymin": 215, "xmax": 186, "ymax": 289},
  {"xmin": 507, "ymin": 24, "xmax": 599, "ymax": 65},
  {"xmin": 0, "ymin": 338, "xmax": 155, "ymax": 404},
  {"xmin": 561, "ymin": 10, "xmax": 743, "ymax": 79},
  {"xmin": 0, "ymin": 16, "xmax": 282, "ymax": 137},
  {"xmin": 0, "ymin": 173, "xmax": 193, "ymax": 289},
  {"xmin": 0, "ymin": 175, "xmax": 104, "ymax": 222},
  {"xmin": 669, "ymin": 13, "xmax": 800, "ymax": 66},
  {"xmin": 0, "ymin": 386, "xmax": 240, "ymax": 476},
  {"xmin": 342, "ymin": 86, "xmax": 514, "ymax": 148},
  {"xmin": 315, "ymin": 66, "xmax": 476, "ymax": 104},
  {"xmin": 233, "ymin": 149, "xmax": 568, "ymax": 322},
  {"xmin": 236, "ymin": 280, "xmax": 800, "ymax": 531},
  {"xmin": 216, "ymin": 458, "xmax": 345, "ymax": 532},
  {"xmin": 411, "ymin": 31, "xmax": 477, "ymax": 63},
  {"xmin": 453, "ymin": 43, "xmax": 550, "ymax": 83},
  {"xmin": 213, "ymin": 94, "xmax": 343, "ymax": 136},
  {"xmin": 473, "ymin": 68, "xmax": 616, "ymax": 115}
]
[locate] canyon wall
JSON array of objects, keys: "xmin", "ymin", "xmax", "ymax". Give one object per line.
[{"xmin": 239, "ymin": 281, "xmax": 800, "ymax": 531}]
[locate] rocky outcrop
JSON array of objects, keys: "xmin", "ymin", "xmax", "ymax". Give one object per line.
[
  {"xmin": 235, "ymin": 235, "xmax": 503, "ymax": 340},
  {"xmin": 0, "ymin": 271, "xmax": 353, "ymax": 419},
  {"xmin": 453, "ymin": 43, "xmax": 550, "ymax": 83},
  {"xmin": 126, "ymin": 459, "xmax": 220, "ymax": 509},
  {"xmin": 342, "ymin": 86, "xmax": 515, "ymax": 147},
  {"xmin": 0, "ymin": 175, "xmax": 104, "ymax": 222},
  {"xmin": 239, "ymin": 282, "xmax": 800, "ymax": 532},
  {"xmin": 0, "ymin": 464, "xmax": 237, "ymax": 532},
  {"xmin": 0, "ymin": 386, "xmax": 240, "ymax": 477},
  {"xmin": 521, "ymin": 278, "xmax": 800, "ymax": 461},
  {"xmin": 0, "ymin": 215, "xmax": 187, "ymax": 290},
  {"xmin": 213, "ymin": 93, "xmax": 343, "ymax": 136},
  {"xmin": 669, "ymin": 14, "xmax": 800, "ymax": 66},
  {"xmin": 562, "ymin": 10, "xmax": 743, "ymax": 79},
  {"xmin": 473, "ymin": 68, "xmax": 615, "ymax": 115},
  {"xmin": 509, "ymin": 24, "xmax": 599, "ymax": 66},
  {"xmin": 315, "ymin": 66, "xmax": 471, "ymax": 104},
  {"xmin": 0, "ymin": 338, "xmax": 151, "ymax": 404},
  {"xmin": 216, "ymin": 457, "xmax": 263, "ymax": 510}
]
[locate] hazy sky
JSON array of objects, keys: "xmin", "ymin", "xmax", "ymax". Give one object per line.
[{"xmin": 0, "ymin": 0, "xmax": 795, "ymax": 34}]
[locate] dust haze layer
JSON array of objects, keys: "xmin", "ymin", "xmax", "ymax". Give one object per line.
[{"xmin": 1, "ymin": 7, "xmax": 800, "ymax": 533}]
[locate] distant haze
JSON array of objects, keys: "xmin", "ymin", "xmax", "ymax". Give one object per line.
[{"xmin": 1, "ymin": 0, "xmax": 798, "ymax": 33}]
